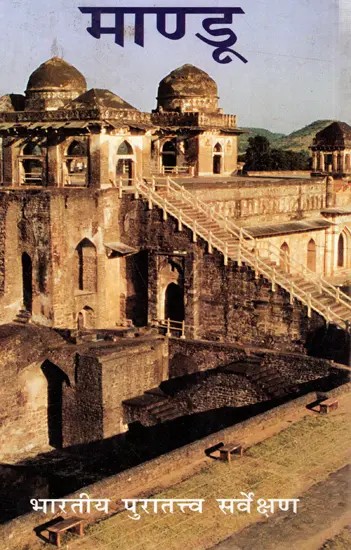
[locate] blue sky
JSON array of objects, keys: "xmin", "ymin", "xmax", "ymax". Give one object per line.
[{"xmin": 0, "ymin": 0, "xmax": 346, "ymax": 133}]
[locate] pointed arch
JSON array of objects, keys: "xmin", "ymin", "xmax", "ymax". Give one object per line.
[
  {"xmin": 338, "ymin": 233, "xmax": 345, "ymax": 267},
  {"xmin": 279, "ymin": 242, "xmax": 290, "ymax": 273},
  {"xmin": 22, "ymin": 141, "xmax": 43, "ymax": 156},
  {"xmin": 67, "ymin": 140, "xmax": 87, "ymax": 156},
  {"xmin": 22, "ymin": 252, "xmax": 33, "ymax": 313},
  {"xmin": 75, "ymin": 239, "xmax": 97, "ymax": 292},
  {"xmin": 117, "ymin": 140, "xmax": 133, "ymax": 155},
  {"xmin": 65, "ymin": 139, "xmax": 88, "ymax": 186},
  {"xmin": 338, "ymin": 227, "xmax": 351, "ymax": 269},
  {"xmin": 213, "ymin": 142, "xmax": 223, "ymax": 174},
  {"xmin": 161, "ymin": 139, "xmax": 177, "ymax": 169},
  {"xmin": 213, "ymin": 142, "xmax": 222, "ymax": 153}
]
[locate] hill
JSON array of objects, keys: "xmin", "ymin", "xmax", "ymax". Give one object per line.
[
  {"xmin": 238, "ymin": 127, "xmax": 284, "ymax": 154},
  {"xmin": 239, "ymin": 120, "xmax": 334, "ymax": 154}
]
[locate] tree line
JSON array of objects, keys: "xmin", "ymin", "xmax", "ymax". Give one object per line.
[{"xmin": 240, "ymin": 136, "xmax": 310, "ymax": 171}]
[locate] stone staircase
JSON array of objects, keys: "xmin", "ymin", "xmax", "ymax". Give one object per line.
[
  {"xmin": 222, "ymin": 354, "xmax": 292, "ymax": 399},
  {"xmin": 119, "ymin": 176, "xmax": 351, "ymax": 331},
  {"xmin": 13, "ymin": 308, "xmax": 31, "ymax": 325},
  {"xmin": 123, "ymin": 387, "xmax": 187, "ymax": 426}
]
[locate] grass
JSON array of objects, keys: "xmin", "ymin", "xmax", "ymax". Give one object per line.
[{"xmin": 68, "ymin": 405, "xmax": 351, "ymax": 550}]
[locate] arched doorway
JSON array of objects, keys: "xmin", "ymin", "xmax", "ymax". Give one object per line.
[
  {"xmin": 162, "ymin": 140, "xmax": 177, "ymax": 171},
  {"xmin": 77, "ymin": 306, "xmax": 95, "ymax": 330},
  {"xmin": 41, "ymin": 360, "xmax": 70, "ymax": 448},
  {"xmin": 21, "ymin": 142, "xmax": 44, "ymax": 185},
  {"xmin": 213, "ymin": 143, "xmax": 223, "ymax": 174},
  {"xmin": 280, "ymin": 242, "xmax": 290, "ymax": 272},
  {"xmin": 116, "ymin": 140, "xmax": 134, "ymax": 183},
  {"xmin": 75, "ymin": 239, "xmax": 97, "ymax": 292},
  {"xmin": 22, "ymin": 252, "xmax": 32, "ymax": 313},
  {"xmin": 65, "ymin": 139, "xmax": 88, "ymax": 186},
  {"xmin": 165, "ymin": 283, "xmax": 184, "ymax": 322},
  {"xmin": 338, "ymin": 234, "xmax": 345, "ymax": 267},
  {"xmin": 307, "ymin": 239, "xmax": 317, "ymax": 272}
]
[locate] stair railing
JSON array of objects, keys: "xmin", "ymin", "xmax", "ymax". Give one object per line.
[
  {"xmin": 161, "ymin": 176, "xmax": 351, "ymax": 312},
  {"xmin": 120, "ymin": 177, "xmax": 351, "ymax": 329}
]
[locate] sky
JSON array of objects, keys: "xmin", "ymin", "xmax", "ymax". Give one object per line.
[{"xmin": 0, "ymin": 0, "xmax": 347, "ymax": 134}]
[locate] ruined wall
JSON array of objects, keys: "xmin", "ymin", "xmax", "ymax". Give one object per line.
[
  {"xmin": 0, "ymin": 190, "xmax": 53, "ymax": 325},
  {"xmin": 101, "ymin": 337, "xmax": 168, "ymax": 438},
  {"xmin": 49, "ymin": 188, "xmax": 121, "ymax": 329},
  {"xmin": 0, "ymin": 188, "xmax": 123, "ymax": 328},
  {"xmin": 118, "ymin": 195, "xmax": 326, "ymax": 353},
  {"xmin": 168, "ymin": 339, "xmax": 333, "ymax": 383},
  {"xmin": 0, "ymin": 326, "xmax": 69, "ymax": 461}
]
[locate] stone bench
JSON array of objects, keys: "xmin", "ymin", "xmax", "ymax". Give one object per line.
[
  {"xmin": 219, "ymin": 441, "xmax": 243, "ymax": 462},
  {"xmin": 46, "ymin": 517, "xmax": 85, "ymax": 547},
  {"xmin": 319, "ymin": 398, "xmax": 339, "ymax": 414}
]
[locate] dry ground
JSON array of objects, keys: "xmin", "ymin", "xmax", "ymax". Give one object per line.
[{"xmin": 56, "ymin": 392, "xmax": 351, "ymax": 550}]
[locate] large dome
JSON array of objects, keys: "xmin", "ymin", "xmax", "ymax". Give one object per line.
[
  {"xmin": 25, "ymin": 57, "xmax": 87, "ymax": 111},
  {"xmin": 157, "ymin": 64, "xmax": 219, "ymax": 113},
  {"xmin": 26, "ymin": 57, "xmax": 87, "ymax": 92}
]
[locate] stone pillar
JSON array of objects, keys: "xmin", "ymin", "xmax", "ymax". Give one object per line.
[
  {"xmin": 2, "ymin": 138, "xmax": 16, "ymax": 186},
  {"xmin": 324, "ymin": 225, "xmax": 335, "ymax": 276},
  {"xmin": 332, "ymin": 151, "xmax": 338, "ymax": 172},
  {"xmin": 319, "ymin": 151, "xmax": 325, "ymax": 172},
  {"xmin": 339, "ymin": 151, "xmax": 345, "ymax": 173},
  {"xmin": 88, "ymin": 133, "xmax": 102, "ymax": 188},
  {"xmin": 312, "ymin": 152, "xmax": 318, "ymax": 171},
  {"xmin": 326, "ymin": 176, "xmax": 335, "ymax": 208},
  {"xmin": 47, "ymin": 144, "xmax": 60, "ymax": 187}
]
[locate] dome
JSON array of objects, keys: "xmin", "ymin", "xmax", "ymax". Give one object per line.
[
  {"xmin": 65, "ymin": 89, "xmax": 138, "ymax": 111},
  {"xmin": 26, "ymin": 57, "xmax": 87, "ymax": 92},
  {"xmin": 157, "ymin": 64, "xmax": 219, "ymax": 113}
]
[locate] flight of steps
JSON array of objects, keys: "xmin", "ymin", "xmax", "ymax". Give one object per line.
[
  {"xmin": 221, "ymin": 354, "xmax": 293, "ymax": 399},
  {"xmin": 123, "ymin": 387, "xmax": 187, "ymax": 426},
  {"xmin": 13, "ymin": 308, "xmax": 31, "ymax": 325},
  {"xmin": 263, "ymin": 257, "xmax": 351, "ymax": 322},
  {"xmin": 122, "ymin": 177, "xmax": 351, "ymax": 331}
]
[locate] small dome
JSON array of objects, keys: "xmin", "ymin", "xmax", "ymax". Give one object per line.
[
  {"xmin": 157, "ymin": 64, "xmax": 219, "ymax": 113},
  {"xmin": 66, "ymin": 89, "xmax": 138, "ymax": 111},
  {"xmin": 26, "ymin": 57, "xmax": 87, "ymax": 92}
]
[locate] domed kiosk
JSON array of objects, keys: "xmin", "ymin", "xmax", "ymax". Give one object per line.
[
  {"xmin": 25, "ymin": 57, "xmax": 87, "ymax": 111},
  {"xmin": 157, "ymin": 64, "xmax": 220, "ymax": 113}
]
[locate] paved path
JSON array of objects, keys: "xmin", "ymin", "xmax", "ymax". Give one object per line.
[{"xmin": 212, "ymin": 465, "xmax": 351, "ymax": 550}]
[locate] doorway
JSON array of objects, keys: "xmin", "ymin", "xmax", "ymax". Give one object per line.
[
  {"xmin": 307, "ymin": 239, "xmax": 317, "ymax": 272},
  {"xmin": 165, "ymin": 283, "xmax": 185, "ymax": 322},
  {"xmin": 22, "ymin": 252, "xmax": 32, "ymax": 313}
]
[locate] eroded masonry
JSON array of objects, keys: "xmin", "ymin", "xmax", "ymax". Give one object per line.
[{"xmin": 0, "ymin": 58, "xmax": 350, "ymax": 460}]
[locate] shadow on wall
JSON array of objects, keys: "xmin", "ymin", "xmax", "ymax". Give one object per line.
[
  {"xmin": 306, "ymin": 325, "xmax": 351, "ymax": 366},
  {"xmin": 41, "ymin": 360, "xmax": 71, "ymax": 449}
]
